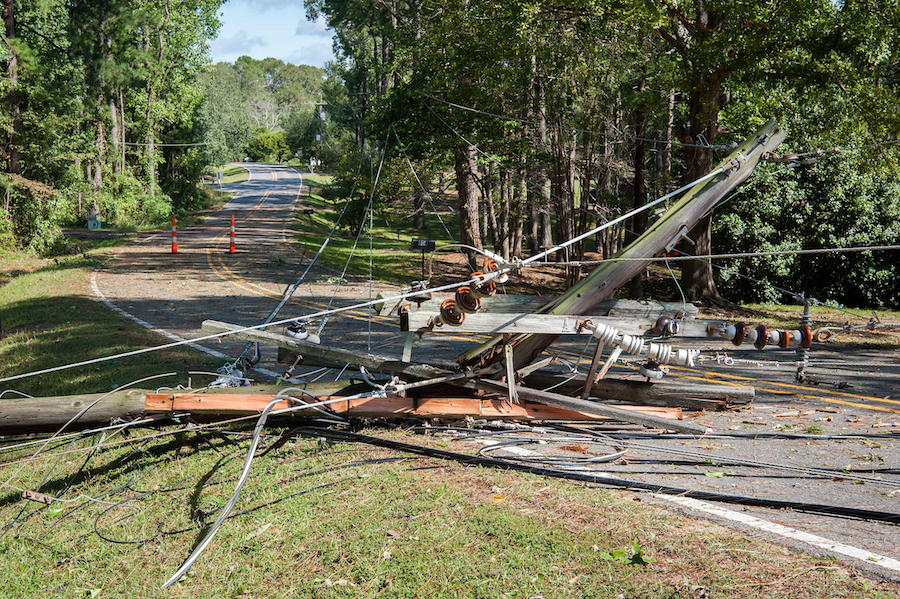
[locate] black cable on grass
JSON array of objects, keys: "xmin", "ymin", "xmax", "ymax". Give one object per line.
[{"xmin": 299, "ymin": 428, "xmax": 900, "ymax": 525}]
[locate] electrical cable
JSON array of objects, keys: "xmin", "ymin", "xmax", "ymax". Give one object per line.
[
  {"xmin": 299, "ymin": 427, "xmax": 900, "ymax": 524},
  {"xmin": 419, "ymin": 93, "xmax": 737, "ymax": 150}
]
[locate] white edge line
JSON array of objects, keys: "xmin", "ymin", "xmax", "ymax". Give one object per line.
[
  {"xmin": 90, "ymin": 270, "xmax": 227, "ymax": 359},
  {"xmin": 89, "ymin": 271, "xmax": 282, "ymax": 379},
  {"xmin": 654, "ymin": 494, "xmax": 900, "ymax": 574}
]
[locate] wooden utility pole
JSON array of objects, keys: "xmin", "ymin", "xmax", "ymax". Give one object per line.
[{"xmin": 459, "ymin": 120, "xmax": 786, "ymax": 371}]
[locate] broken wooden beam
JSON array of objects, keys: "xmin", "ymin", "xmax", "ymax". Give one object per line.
[
  {"xmin": 522, "ymin": 374, "xmax": 754, "ymax": 411},
  {"xmin": 458, "ymin": 379, "xmax": 710, "ymax": 435},
  {"xmin": 403, "ymin": 311, "xmax": 718, "ymax": 337},
  {"xmin": 144, "ymin": 392, "xmax": 682, "ymax": 421},
  {"xmin": 200, "ymin": 319, "xmax": 453, "ymax": 378}
]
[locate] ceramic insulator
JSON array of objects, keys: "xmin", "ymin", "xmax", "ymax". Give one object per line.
[{"xmin": 591, "ymin": 322, "xmax": 620, "ymax": 345}]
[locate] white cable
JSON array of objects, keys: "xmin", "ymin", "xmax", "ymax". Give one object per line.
[{"xmin": 161, "ymin": 391, "xmax": 370, "ymax": 589}]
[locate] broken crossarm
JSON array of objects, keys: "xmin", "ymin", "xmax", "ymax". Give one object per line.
[{"xmin": 200, "ymin": 319, "xmax": 453, "ymax": 379}]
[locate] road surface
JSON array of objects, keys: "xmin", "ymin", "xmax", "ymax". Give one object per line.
[{"xmin": 91, "ymin": 162, "xmax": 900, "ymax": 581}]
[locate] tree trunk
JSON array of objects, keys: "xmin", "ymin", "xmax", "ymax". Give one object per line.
[
  {"xmin": 3, "ymin": 0, "xmax": 21, "ymax": 175},
  {"xmin": 628, "ymin": 76, "xmax": 648, "ymax": 299},
  {"xmin": 412, "ymin": 190, "xmax": 425, "ymax": 229},
  {"xmin": 499, "ymin": 167, "xmax": 510, "ymax": 259},
  {"xmin": 511, "ymin": 170, "xmax": 525, "ymax": 258},
  {"xmin": 681, "ymin": 74, "xmax": 726, "ymax": 301},
  {"xmin": 455, "ymin": 142, "xmax": 482, "ymax": 267},
  {"xmin": 109, "ymin": 97, "xmax": 120, "ymax": 175},
  {"xmin": 93, "ymin": 94, "xmax": 105, "ymax": 189}
]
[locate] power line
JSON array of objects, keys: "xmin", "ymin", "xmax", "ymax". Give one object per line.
[{"xmin": 420, "ymin": 92, "xmax": 737, "ymax": 151}]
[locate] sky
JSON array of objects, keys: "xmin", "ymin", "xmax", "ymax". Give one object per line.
[{"xmin": 209, "ymin": 0, "xmax": 336, "ymax": 68}]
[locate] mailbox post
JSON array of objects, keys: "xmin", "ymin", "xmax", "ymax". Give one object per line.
[{"xmin": 411, "ymin": 238, "xmax": 435, "ymax": 280}]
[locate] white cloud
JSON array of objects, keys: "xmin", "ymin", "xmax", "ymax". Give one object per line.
[
  {"xmin": 241, "ymin": 0, "xmax": 304, "ymax": 11},
  {"xmin": 210, "ymin": 30, "xmax": 269, "ymax": 55},
  {"xmin": 286, "ymin": 42, "xmax": 334, "ymax": 68},
  {"xmin": 296, "ymin": 15, "xmax": 330, "ymax": 36}
]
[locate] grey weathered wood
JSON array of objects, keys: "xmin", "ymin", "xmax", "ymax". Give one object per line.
[
  {"xmin": 461, "ymin": 379, "xmax": 710, "ymax": 434},
  {"xmin": 523, "ymin": 374, "xmax": 754, "ymax": 411},
  {"xmin": 460, "ymin": 121, "xmax": 786, "ymax": 370},
  {"xmin": 0, "ymin": 382, "xmax": 370, "ymax": 436},
  {"xmin": 395, "ymin": 295, "xmax": 698, "ymax": 319},
  {"xmin": 201, "ymin": 320, "xmax": 453, "ymax": 379},
  {"xmin": 405, "ymin": 311, "xmax": 717, "ymax": 337},
  {"xmin": 0, "ymin": 389, "xmax": 146, "ymax": 435}
]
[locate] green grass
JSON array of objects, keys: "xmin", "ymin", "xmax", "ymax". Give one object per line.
[
  {"xmin": 0, "ymin": 427, "xmax": 892, "ymax": 598},
  {"xmin": 204, "ymin": 164, "xmax": 250, "ymax": 186},
  {"xmin": 0, "ymin": 245, "xmax": 219, "ymax": 397},
  {"xmin": 292, "ymin": 174, "xmax": 463, "ymax": 286}
]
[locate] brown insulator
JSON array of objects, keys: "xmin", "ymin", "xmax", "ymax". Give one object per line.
[
  {"xmin": 439, "ymin": 298, "xmax": 465, "ymax": 326},
  {"xmin": 455, "ymin": 286, "xmax": 482, "ymax": 314},
  {"xmin": 652, "ymin": 315, "xmax": 679, "ymax": 338},
  {"xmin": 732, "ymin": 322, "xmax": 746, "ymax": 346},
  {"xmin": 798, "ymin": 324, "xmax": 812, "ymax": 349},
  {"xmin": 469, "ymin": 272, "xmax": 496, "ymax": 298},
  {"xmin": 778, "ymin": 330, "xmax": 790, "ymax": 349},
  {"xmin": 753, "ymin": 325, "xmax": 768, "ymax": 350}
]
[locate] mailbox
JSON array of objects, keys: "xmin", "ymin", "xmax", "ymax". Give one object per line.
[{"xmin": 411, "ymin": 238, "xmax": 436, "ymax": 251}]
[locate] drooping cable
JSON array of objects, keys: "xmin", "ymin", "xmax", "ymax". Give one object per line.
[{"xmin": 301, "ymin": 427, "xmax": 900, "ymax": 524}]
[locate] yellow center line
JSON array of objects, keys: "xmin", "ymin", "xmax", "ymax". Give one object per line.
[{"xmin": 667, "ymin": 369, "xmax": 900, "ymax": 414}]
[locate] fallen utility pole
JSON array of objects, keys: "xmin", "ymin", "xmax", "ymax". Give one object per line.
[
  {"xmin": 144, "ymin": 392, "xmax": 683, "ymax": 422},
  {"xmin": 521, "ymin": 375, "xmax": 754, "ymax": 411},
  {"xmin": 459, "ymin": 120, "xmax": 787, "ymax": 371},
  {"xmin": 0, "ymin": 382, "xmax": 362, "ymax": 436}
]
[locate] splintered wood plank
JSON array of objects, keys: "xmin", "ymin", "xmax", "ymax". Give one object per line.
[{"xmin": 143, "ymin": 393, "xmax": 682, "ymax": 421}]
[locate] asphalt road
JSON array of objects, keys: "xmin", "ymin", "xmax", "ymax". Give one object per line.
[{"xmin": 92, "ymin": 163, "xmax": 900, "ymax": 582}]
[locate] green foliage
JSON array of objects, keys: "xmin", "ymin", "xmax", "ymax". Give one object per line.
[
  {"xmin": 599, "ymin": 539, "xmax": 655, "ymax": 566},
  {"xmin": 717, "ymin": 81, "xmax": 900, "ymax": 308},
  {"xmin": 247, "ymin": 129, "xmax": 290, "ymax": 162}
]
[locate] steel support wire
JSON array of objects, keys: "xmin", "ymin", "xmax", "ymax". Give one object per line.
[
  {"xmin": 236, "ymin": 153, "xmax": 366, "ymax": 364},
  {"xmin": 298, "ymin": 428, "xmax": 900, "ymax": 524}
]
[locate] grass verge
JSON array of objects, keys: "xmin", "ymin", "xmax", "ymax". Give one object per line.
[
  {"xmin": 0, "ymin": 244, "xmax": 219, "ymax": 397},
  {"xmin": 1, "ymin": 426, "xmax": 895, "ymax": 598},
  {"xmin": 292, "ymin": 174, "xmax": 462, "ymax": 286}
]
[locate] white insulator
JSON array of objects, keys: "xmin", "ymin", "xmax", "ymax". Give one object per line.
[
  {"xmin": 286, "ymin": 328, "xmax": 309, "ymax": 340},
  {"xmin": 307, "ymin": 334, "xmax": 321, "ymax": 345},
  {"xmin": 789, "ymin": 330, "xmax": 802, "ymax": 344},
  {"xmin": 591, "ymin": 322, "xmax": 620, "ymax": 345},
  {"xmin": 639, "ymin": 362, "xmax": 667, "ymax": 380},
  {"xmin": 646, "ymin": 343, "xmax": 673, "ymax": 364},
  {"xmin": 767, "ymin": 331, "xmax": 780, "ymax": 345},
  {"xmin": 746, "ymin": 329, "xmax": 759, "ymax": 344},
  {"xmin": 721, "ymin": 325, "xmax": 737, "ymax": 341},
  {"xmin": 674, "ymin": 349, "xmax": 699, "ymax": 367},
  {"xmin": 619, "ymin": 334, "xmax": 645, "ymax": 356}
]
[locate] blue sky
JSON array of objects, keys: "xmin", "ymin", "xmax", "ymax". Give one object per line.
[{"xmin": 209, "ymin": 0, "xmax": 336, "ymax": 68}]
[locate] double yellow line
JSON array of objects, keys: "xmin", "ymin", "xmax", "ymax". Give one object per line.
[
  {"xmin": 667, "ymin": 365, "xmax": 900, "ymax": 414},
  {"xmin": 204, "ymin": 188, "xmax": 396, "ymax": 328}
]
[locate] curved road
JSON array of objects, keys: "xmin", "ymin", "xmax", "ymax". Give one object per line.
[{"xmin": 92, "ymin": 164, "xmax": 900, "ymax": 582}]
